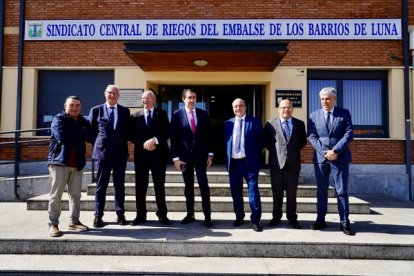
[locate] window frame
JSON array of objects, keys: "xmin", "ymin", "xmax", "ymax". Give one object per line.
[{"xmin": 307, "ymin": 70, "xmax": 389, "ymax": 138}]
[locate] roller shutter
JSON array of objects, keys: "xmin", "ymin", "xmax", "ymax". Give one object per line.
[{"xmin": 37, "ymin": 70, "xmax": 114, "ymax": 133}]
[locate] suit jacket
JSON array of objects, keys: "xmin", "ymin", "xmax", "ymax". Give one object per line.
[
  {"xmin": 170, "ymin": 107, "xmax": 212, "ymax": 162},
  {"xmin": 308, "ymin": 107, "xmax": 353, "ymax": 164},
  {"xmin": 129, "ymin": 108, "xmax": 170, "ymax": 163},
  {"xmin": 88, "ymin": 103, "xmax": 130, "ymax": 160},
  {"xmin": 224, "ymin": 115, "xmax": 264, "ymax": 173},
  {"xmin": 264, "ymin": 117, "xmax": 307, "ymax": 171}
]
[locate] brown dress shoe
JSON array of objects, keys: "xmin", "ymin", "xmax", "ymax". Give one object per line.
[{"xmin": 49, "ymin": 225, "xmax": 62, "ymax": 237}]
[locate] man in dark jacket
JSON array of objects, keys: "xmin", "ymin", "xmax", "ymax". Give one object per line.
[{"xmin": 47, "ymin": 96, "xmax": 92, "ymax": 237}]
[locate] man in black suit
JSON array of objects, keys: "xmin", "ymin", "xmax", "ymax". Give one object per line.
[
  {"xmin": 264, "ymin": 99, "xmax": 307, "ymax": 229},
  {"xmin": 89, "ymin": 84, "xmax": 130, "ymax": 227},
  {"xmin": 170, "ymin": 89, "xmax": 213, "ymax": 227},
  {"xmin": 129, "ymin": 90, "xmax": 170, "ymax": 225}
]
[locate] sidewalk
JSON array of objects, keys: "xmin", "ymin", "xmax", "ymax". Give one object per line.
[{"xmin": 0, "ymin": 193, "xmax": 414, "ymax": 274}]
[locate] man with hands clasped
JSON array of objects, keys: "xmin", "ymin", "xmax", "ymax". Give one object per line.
[{"xmin": 308, "ymin": 87, "xmax": 354, "ymax": 236}]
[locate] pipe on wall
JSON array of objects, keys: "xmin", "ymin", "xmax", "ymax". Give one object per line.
[
  {"xmin": 0, "ymin": 0, "xmax": 4, "ymax": 128},
  {"xmin": 14, "ymin": 0, "xmax": 25, "ymax": 199},
  {"xmin": 402, "ymin": 0, "xmax": 412, "ymax": 201}
]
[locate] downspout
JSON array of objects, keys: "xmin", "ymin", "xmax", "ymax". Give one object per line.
[
  {"xmin": 409, "ymin": 29, "xmax": 414, "ymax": 201},
  {"xmin": 402, "ymin": 0, "xmax": 412, "ymax": 201},
  {"xmin": 14, "ymin": 0, "xmax": 25, "ymax": 199},
  {"xmin": 0, "ymin": 0, "xmax": 4, "ymax": 121}
]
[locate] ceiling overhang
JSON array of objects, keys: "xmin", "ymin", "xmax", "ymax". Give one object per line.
[{"xmin": 123, "ymin": 39, "xmax": 289, "ymax": 71}]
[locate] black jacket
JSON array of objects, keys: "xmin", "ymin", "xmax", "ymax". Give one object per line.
[{"xmin": 48, "ymin": 111, "xmax": 92, "ymax": 170}]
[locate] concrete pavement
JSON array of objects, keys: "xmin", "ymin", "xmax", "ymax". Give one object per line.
[{"xmin": 0, "ymin": 193, "xmax": 414, "ymax": 274}]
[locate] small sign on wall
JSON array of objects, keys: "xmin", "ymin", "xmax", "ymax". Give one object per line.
[
  {"xmin": 118, "ymin": 89, "xmax": 144, "ymax": 108},
  {"xmin": 275, "ymin": 89, "xmax": 302, "ymax": 108}
]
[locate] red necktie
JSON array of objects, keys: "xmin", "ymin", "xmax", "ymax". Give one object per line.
[{"xmin": 190, "ymin": 110, "xmax": 196, "ymax": 134}]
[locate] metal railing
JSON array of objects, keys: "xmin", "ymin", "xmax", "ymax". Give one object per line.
[{"xmin": 0, "ymin": 128, "xmax": 50, "ymax": 199}]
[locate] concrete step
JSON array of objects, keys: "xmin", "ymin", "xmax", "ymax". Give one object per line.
[
  {"xmin": 87, "ymin": 183, "xmax": 335, "ymax": 197},
  {"xmin": 0, "ymin": 255, "xmax": 413, "ymax": 275},
  {"xmin": 1, "ymin": 209, "xmax": 413, "ymax": 260},
  {"xmin": 27, "ymin": 193, "xmax": 371, "ymax": 214},
  {"xmin": 102, "ymin": 170, "xmax": 301, "ymax": 184}
]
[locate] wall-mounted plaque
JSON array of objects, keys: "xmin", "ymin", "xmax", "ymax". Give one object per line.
[
  {"xmin": 118, "ymin": 89, "xmax": 144, "ymax": 108},
  {"xmin": 275, "ymin": 89, "xmax": 302, "ymax": 108}
]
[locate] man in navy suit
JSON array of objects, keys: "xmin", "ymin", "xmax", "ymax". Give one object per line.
[
  {"xmin": 264, "ymin": 99, "xmax": 307, "ymax": 229},
  {"xmin": 89, "ymin": 85, "xmax": 130, "ymax": 228},
  {"xmin": 308, "ymin": 87, "xmax": 354, "ymax": 235},
  {"xmin": 224, "ymin": 98, "xmax": 264, "ymax": 232},
  {"xmin": 129, "ymin": 90, "xmax": 170, "ymax": 225},
  {"xmin": 170, "ymin": 89, "xmax": 213, "ymax": 227}
]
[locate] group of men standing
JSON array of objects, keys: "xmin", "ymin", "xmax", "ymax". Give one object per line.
[{"xmin": 46, "ymin": 85, "xmax": 354, "ymax": 237}]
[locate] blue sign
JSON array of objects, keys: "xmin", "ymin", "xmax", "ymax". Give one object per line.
[{"xmin": 25, "ymin": 19, "xmax": 402, "ymax": 41}]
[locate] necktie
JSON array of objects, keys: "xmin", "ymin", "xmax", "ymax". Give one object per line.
[
  {"xmin": 189, "ymin": 110, "xmax": 196, "ymax": 134},
  {"xmin": 109, "ymin": 106, "xmax": 115, "ymax": 129},
  {"xmin": 235, "ymin": 119, "xmax": 243, "ymax": 153},
  {"xmin": 283, "ymin": 120, "xmax": 290, "ymax": 141},
  {"xmin": 326, "ymin": 111, "xmax": 331, "ymax": 132},
  {"xmin": 146, "ymin": 110, "xmax": 152, "ymax": 128}
]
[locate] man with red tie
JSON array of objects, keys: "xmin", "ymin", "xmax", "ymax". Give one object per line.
[{"xmin": 170, "ymin": 89, "xmax": 213, "ymax": 227}]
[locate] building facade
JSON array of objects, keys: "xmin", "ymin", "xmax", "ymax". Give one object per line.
[{"xmin": 1, "ymin": 0, "xmax": 414, "ymax": 200}]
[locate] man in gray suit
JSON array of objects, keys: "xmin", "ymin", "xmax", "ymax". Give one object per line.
[
  {"xmin": 264, "ymin": 99, "xmax": 307, "ymax": 229},
  {"xmin": 308, "ymin": 87, "xmax": 354, "ymax": 235}
]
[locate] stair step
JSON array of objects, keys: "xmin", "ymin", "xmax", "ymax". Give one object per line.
[
  {"xmin": 96, "ymin": 170, "xmax": 302, "ymax": 184},
  {"xmin": 87, "ymin": 183, "xmax": 335, "ymax": 197},
  {"xmin": 27, "ymin": 193, "xmax": 370, "ymax": 214},
  {"xmin": 0, "ymin": 255, "xmax": 411, "ymax": 275},
  {"xmin": 0, "ymin": 211, "xmax": 411, "ymax": 260}
]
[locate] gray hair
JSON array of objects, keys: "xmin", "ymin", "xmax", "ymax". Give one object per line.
[
  {"xmin": 319, "ymin": 87, "xmax": 336, "ymax": 97},
  {"xmin": 143, "ymin": 90, "xmax": 156, "ymax": 99},
  {"xmin": 105, "ymin": 84, "xmax": 120, "ymax": 93}
]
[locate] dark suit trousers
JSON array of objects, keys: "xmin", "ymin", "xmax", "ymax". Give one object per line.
[
  {"xmin": 181, "ymin": 153, "xmax": 211, "ymax": 218},
  {"xmin": 229, "ymin": 158, "xmax": 262, "ymax": 224},
  {"xmin": 314, "ymin": 160, "xmax": 350, "ymax": 226},
  {"xmin": 134, "ymin": 151, "xmax": 168, "ymax": 219},
  {"xmin": 269, "ymin": 166, "xmax": 300, "ymax": 222},
  {"xmin": 94, "ymin": 157, "xmax": 127, "ymax": 218}
]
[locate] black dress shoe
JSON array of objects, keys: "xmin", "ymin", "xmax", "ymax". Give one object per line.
[
  {"xmin": 268, "ymin": 218, "xmax": 281, "ymax": 227},
  {"xmin": 181, "ymin": 215, "xmax": 195, "ymax": 224},
  {"xmin": 158, "ymin": 216, "xmax": 171, "ymax": 225},
  {"xmin": 233, "ymin": 218, "xmax": 244, "ymax": 227},
  {"xmin": 289, "ymin": 221, "xmax": 302, "ymax": 229},
  {"xmin": 93, "ymin": 217, "xmax": 104, "ymax": 228},
  {"xmin": 204, "ymin": 217, "xmax": 212, "ymax": 227},
  {"xmin": 117, "ymin": 215, "xmax": 127, "ymax": 225},
  {"xmin": 252, "ymin": 223, "xmax": 263, "ymax": 232},
  {"xmin": 311, "ymin": 221, "xmax": 327, "ymax": 230},
  {"xmin": 130, "ymin": 217, "xmax": 147, "ymax": 226},
  {"xmin": 340, "ymin": 224, "xmax": 355, "ymax": 236}
]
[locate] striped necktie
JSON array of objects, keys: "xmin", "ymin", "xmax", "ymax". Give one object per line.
[{"xmin": 109, "ymin": 106, "xmax": 115, "ymax": 129}]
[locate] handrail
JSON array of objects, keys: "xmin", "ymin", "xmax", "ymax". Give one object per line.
[{"xmin": 0, "ymin": 128, "xmax": 50, "ymax": 200}]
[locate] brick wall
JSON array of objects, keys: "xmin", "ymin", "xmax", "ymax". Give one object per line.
[
  {"xmin": 3, "ymin": 0, "xmax": 408, "ymax": 67},
  {"xmin": 0, "ymin": 137, "xmax": 410, "ymax": 164}
]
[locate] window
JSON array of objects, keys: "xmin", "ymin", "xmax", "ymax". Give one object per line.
[{"xmin": 308, "ymin": 70, "xmax": 388, "ymax": 138}]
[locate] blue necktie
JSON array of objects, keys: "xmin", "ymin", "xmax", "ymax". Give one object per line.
[
  {"xmin": 147, "ymin": 110, "xmax": 152, "ymax": 128},
  {"xmin": 109, "ymin": 106, "xmax": 115, "ymax": 129},
  {"xmin": 235, "ymin": 119, "xmax": 243, "ymax": 153},
  {"xmin": 326, "ymin": 112, "xmax": 331, "ymax": 132},
  {"xmin": 283, "ymin": 120, "xmax": 290, "ymax": 141}
]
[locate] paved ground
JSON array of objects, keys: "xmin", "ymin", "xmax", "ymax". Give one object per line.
[{"xmin": 0, "ymin": 193, "xmax": 414, "ymax": 274}]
